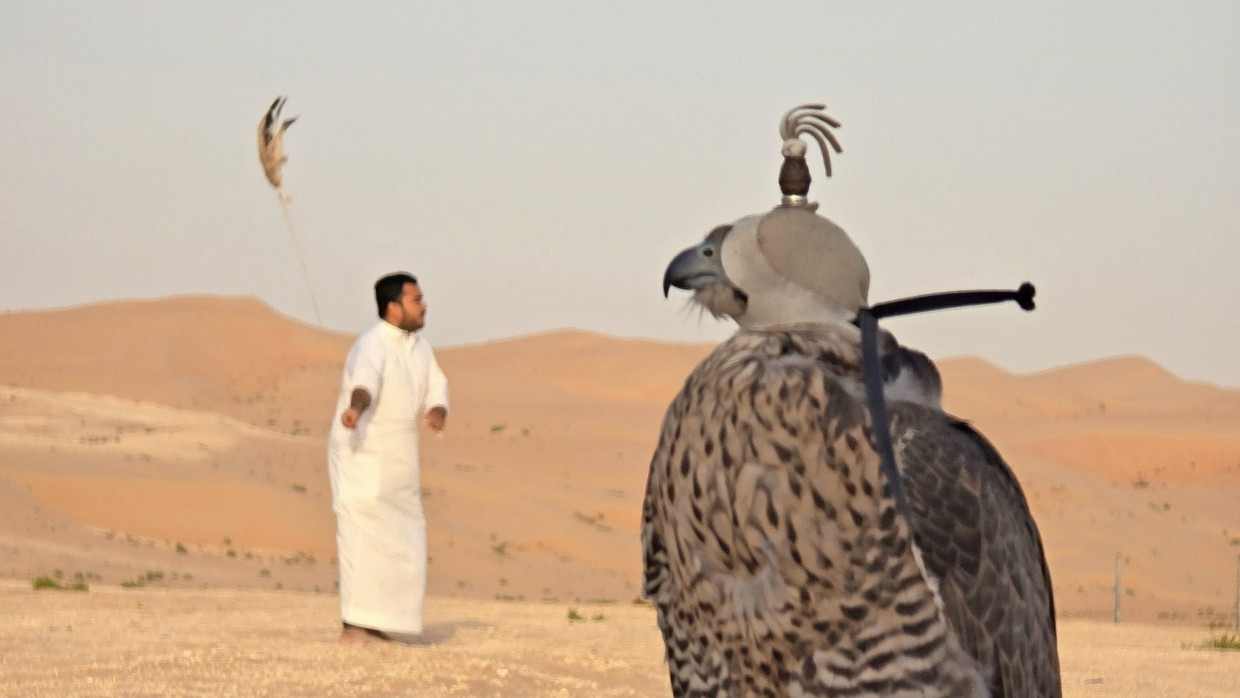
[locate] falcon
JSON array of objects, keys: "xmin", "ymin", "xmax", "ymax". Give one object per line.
[{"xmin": 642, "ymin": 104, "xmax": 1060, "ymax": 697}]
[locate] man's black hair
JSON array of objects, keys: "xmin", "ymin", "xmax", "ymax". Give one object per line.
[{"xmin": 374, "ymin": 272, "xmax": 418, "ymax": 319}]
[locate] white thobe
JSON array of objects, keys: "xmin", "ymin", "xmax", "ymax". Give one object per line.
[{"xmin": 327, "ymin": 320, "xmax": 448, "ymax": 633}]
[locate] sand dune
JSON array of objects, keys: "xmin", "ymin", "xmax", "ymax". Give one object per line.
[
  {"xmin": 1, "ymin": 296, "xmax": 1237, "ymax": 625},
  {"xmin": 0, "ymin": 296, "xmax": 351, "ymax": 434}
]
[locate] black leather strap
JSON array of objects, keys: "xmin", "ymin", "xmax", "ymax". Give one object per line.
[{"xmin": 858, "ymin": 283, "xmax": 1036, "ymax": 523}]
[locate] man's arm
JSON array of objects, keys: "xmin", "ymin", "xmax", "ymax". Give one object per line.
[
  {"xmin": 340, "ymin": 330, "xmax": 384, "ymax": 430},
  {"xmin": 340, "ymin": 388, "xmax": 372, "ymax": 429},
  {"xmin": 423, "ymin": 351, "xmax": 449, "ymax": 433}
]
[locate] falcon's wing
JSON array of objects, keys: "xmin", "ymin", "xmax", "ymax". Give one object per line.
[
  {"xmin": 892, "ymin": 402, "xmax": 1062, "ymax": 697},
  {"xmin": 260, "ymin": 96, "xmax": 282, "ymax": 145}
]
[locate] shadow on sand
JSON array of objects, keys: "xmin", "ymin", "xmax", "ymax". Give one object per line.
[{"xmin": 390, "ymin": 619, "xmax": 487, "ymax": 646}]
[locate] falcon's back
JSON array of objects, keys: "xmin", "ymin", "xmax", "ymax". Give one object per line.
[{"xmin": 641, "ymin": 327, "xmax": 1060, "ymax": 697}]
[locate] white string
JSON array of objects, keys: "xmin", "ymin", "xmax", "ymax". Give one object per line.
[{"xmin": 276, "ymin": 193, "xmax": 323, "ymax": 326}]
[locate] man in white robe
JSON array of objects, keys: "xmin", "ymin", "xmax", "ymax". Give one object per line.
[{"xmin": 328, "ymin": 272, "xmax": 449, "ymax": 644}]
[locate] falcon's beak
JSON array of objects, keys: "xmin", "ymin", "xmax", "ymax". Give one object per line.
[{"xmin": 663, "ymin": 241, "xmax": 726, "ymax": 298}]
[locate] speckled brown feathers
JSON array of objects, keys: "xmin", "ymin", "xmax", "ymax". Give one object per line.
[
  {"xmin": 642, "ymin": 326, "xmax": 1060, "ymax": 697},
  {"xmin": 891, "ymin": 406, "xmax": 1060, "ymax": 696}
]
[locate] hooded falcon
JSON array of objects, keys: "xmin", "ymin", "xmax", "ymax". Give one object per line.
[{"xmin": 642, "ymin": 104, "xmax": 1060, "ymax": 697}]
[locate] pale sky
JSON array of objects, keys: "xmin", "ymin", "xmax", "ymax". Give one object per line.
[{"xmin": 3, "ymin": 2, "xmax": 1238, "ymax": 386}]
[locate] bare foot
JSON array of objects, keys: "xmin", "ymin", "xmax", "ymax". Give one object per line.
[{"xmin": 338, "ymin": 624, "xmax": 392, "ymax": 645}]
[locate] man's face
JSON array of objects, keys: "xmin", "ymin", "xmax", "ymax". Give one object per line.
[{"xmin": 392, "ymin": 282, "xmax": 427, "ymax": 332}]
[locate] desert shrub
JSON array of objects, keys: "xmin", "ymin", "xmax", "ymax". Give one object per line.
[
  {"xmin": 32, "ymin": 575, "xmax": 88, "ymax": 592},
  {"xmin": 1189, "ymin": 632, "xmax": 1240, "ymax": 651}
]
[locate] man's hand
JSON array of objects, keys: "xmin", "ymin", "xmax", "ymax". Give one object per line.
[
  {"xmin": 340, "ymin": 388, "xmax": 372, "ymax": 430},
  {"xmin": 424, "ymin": 406, "xmax": 447, "ymax": 433},
  {"xmin": 340, "ymin": 408, "xmax": 362, "ymax": 429}
]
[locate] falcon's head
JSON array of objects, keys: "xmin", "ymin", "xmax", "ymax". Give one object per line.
[
  {"xmin": 663, "ymin": 208, "xmax": 869, "ymax": 330},
  {"xmin": 663, "ymin": 104, "xmax": 869, "ymax": 330}
]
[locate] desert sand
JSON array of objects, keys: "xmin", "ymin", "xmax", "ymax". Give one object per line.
[
  {"xmin": 2, "ymin": 581, "xmax": 1237, "ymax": 697},
  {"xmin": 1, "ymin": 296, "xmax": 1238, "ymax": 694}
]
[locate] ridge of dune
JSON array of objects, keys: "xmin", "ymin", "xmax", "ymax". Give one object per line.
[
  {"xmin": 937, "ymin": 355, "xmax": 1013, "ymax": 380},
  {"xmin": 1027, "ymin": 354, "xmax": 1181, "ymax": 388},
  {"xmin": 0, "ymin": 296, "xmax": 351, "ymax": 436},
  {"xmin": 443, "ymin": 329, "xmax": 713, "ymax": 404}
]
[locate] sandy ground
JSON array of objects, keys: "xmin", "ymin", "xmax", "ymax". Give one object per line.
[
  {"xmin": 2, "ymin": 580, "xmax": 1237, "ymax": 697},
  {"xmin": 2, "ymin": 580, "xmax": 666, "ymax": 697}
]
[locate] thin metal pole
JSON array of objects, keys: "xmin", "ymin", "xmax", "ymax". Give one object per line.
[{"xmin": 1114, "ymin": 553, "xmax": 1122, "ymax": 624}]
